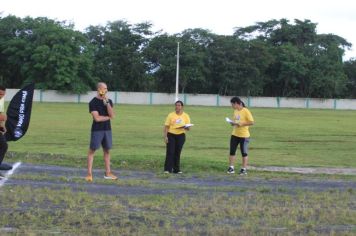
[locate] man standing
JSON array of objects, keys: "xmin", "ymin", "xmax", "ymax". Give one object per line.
[
  {"xmin": 0, "ymin": 86, "xmax": 11, "ymax": 177},
  {"xmin": 85, "ymin": 82, "xmax": 117, "ymax": 182}
]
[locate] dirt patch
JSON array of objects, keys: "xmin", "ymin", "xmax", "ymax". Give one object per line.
[
  {"xmin": 1, "ymin": 163, "xmax": 355, "ymax": 196},
  {"xmin": 250, "ymin": 166, "xmax": 356, "ymax": 175}
]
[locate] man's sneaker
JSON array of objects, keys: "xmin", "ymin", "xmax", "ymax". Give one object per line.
[
  {"xmin": 85, "ymin": 174, "xmax": 93, "ymax": 182},
  {"xmin": 104, "ymin": 172, "xmax": 118, "ymax": 180},
  {"xmin": 227, "ymin": 167, "xmax": 235, "ymax": 174},
  {"xmin": 239, "ymin": 168, "xmax": 247, "ymax": 175},
  {"xmin": 163, "ymin": 171, "xmax": 170, "ymax": 174}
]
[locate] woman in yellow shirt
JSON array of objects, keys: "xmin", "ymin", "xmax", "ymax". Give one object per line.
[
  {"xmin": 163, "ymin": 100, "xmax": 191, "ymax": 173},
  {"xmin": 227, "ymin": 97, "xmax": 254, "ymax": 175}
]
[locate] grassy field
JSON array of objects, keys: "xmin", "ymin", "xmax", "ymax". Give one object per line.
[
  {"xmin": 1, "ymin": 103, "xmax": 356, "ymax": 235},
  {"xmin": 6, "ymin": 102, "xmax": 356, "ymax": 172},
  {"xmin": 1, "ymin": 184, "xmax": 355, "ymax": 235}
]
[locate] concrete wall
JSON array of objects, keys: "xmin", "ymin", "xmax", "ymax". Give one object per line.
[
  {"xmin": 5, "ymin": 89, "xmax": 356, "ymax": 110},
  {"xmin": 249, "ymin": 97, "xmax": 277, "ymax": 108}
]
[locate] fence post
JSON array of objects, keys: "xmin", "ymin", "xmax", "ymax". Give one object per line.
[
  {"xmin": 149, "ymin": 92, "xmax": 153, "ymax": 105},
  {"xmin": 306, "ymin": 98, "xmax": 310, "ymax": 109},
  {"xmin": 77, "ymin": 94, "xmax": 81, "ymax": 103},
  {"xmin": 247, "ymin": 97, "xmax": 251, "ymax": 107},
  {"xmin": 333, "ymin": 99, "xmax": 337, "ymax": 109},
  {"xmin": 115, "ymin": 91, "xmax": 118, "ymax": 104},
  {"xmin": 276, "ymin": 97, "xmax": 280, "ymax": 108},
  {"xmin": 183, "ymin": 94, "xmax": 187, "ymax": 104},
  {"xmin": 40, "ymin": 90, "xmax": 43, "ymax": 103},
  {"xmin": 216, "ymin": 95, "xmax": 220, "ymax": 106}
]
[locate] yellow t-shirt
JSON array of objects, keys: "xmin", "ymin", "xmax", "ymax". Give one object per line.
[
  {"xmin": 231, "ymin": 107, "xmax": 254, "ymax": 138},
  {"xmin": 0, "ymin": 97, "xmax": 5, "ymax": 129},
  {"xmin": 165, "ymin": 111, "xmax": 191, "ymax": 135},
  {"xmin": 0, "ymin": 97, "xmax": 5, "ymax": 113}
]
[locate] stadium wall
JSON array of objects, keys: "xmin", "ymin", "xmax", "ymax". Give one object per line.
[{"xmin": 4, "ymin": 89, "xmax": 356, "ymax": 110}]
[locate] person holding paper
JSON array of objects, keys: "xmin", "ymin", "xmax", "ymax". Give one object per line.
[
  {"xmin": 227, "ymin": 97, "xmax": 254, "ymax": 175},
  {"xmin": 163, "ymin": 100, "xmax": 191, "ymax": 174}
]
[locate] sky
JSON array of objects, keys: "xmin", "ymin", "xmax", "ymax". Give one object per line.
[{"xmin": 1, "ymin": 0, "xmax": 356, "ymax": 60}]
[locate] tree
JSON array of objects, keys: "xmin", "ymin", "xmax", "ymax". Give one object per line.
[
  {"xmin": 1, "ymin": 15, "xmax": 95, "ymax": 93},
  {"xmin": 344, "ymin": 58, "xmax": 356, "ymax": 98},
  {"xmin": 0, "ymin": 15, "xmax": 26, "ymax": 88},
  {"xmin": 306, "ymin": 34, "xmax": 350, "ymax": 98},
  {"xmin": 234, "ymin": 19, "xmax": 351, "ymax": 98},
  {"xmin": 206, "ymin": 35, "xmax": 272, "ymax": 96},
  {"xmin": 86, "ymin": 20, "xmax": 153, "ymax": 91},
  {"xmin": 143, "ymin": 33, "xmax": 179, "ymax": 92},
  {"xmin": 1, "ymin": 15, "xmax": 354, "ymax": 98},
  {"xmin": 177, "ymin": 29, "xmax": 214, "ymax": 94},
  {"xmin": 265, "ymin": 43, "xmax": 309, "ymax": 97}
]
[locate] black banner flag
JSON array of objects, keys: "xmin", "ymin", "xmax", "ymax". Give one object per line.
[{"xmin": 5, "ymin": 83, "xmax": 35, "ymax": 141}]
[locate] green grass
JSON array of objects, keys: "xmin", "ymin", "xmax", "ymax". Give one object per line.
[
  {"xmin": 6, "ymin": 102, "xmax": 356, "ymax": 172},
  {"xmin": 0, "ymin": 185, "xmax": 355, "ymax": 235}
]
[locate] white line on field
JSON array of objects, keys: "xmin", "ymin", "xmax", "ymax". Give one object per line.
[{"xmin": 0, "ymin": 162, "xmax": 22, "ymax": 188}]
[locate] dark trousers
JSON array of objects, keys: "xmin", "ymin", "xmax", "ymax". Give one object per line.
[
  {"xmin": 0, "ymin": 133, "xmax": 8, "ymax": 165},
  {"xmin": 164, "ymin": 133, "xmax": 185, "ymax": 173}
]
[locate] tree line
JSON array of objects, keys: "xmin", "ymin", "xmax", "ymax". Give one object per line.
[{"xmin": 1, "ymin": 15, "xmax": 356, "ymax": 98}]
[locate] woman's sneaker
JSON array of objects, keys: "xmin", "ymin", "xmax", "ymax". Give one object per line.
[
  {"xmin": 104, "ymin": 172, "xmax": 118, "ymax": 180},
  {"xmin": 239, "ymin": 168, "xmax": 247, "ymax": 175},
  {"xmin": 227, "ymin": 167, "xmax": 235, "ymax": 174}
]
